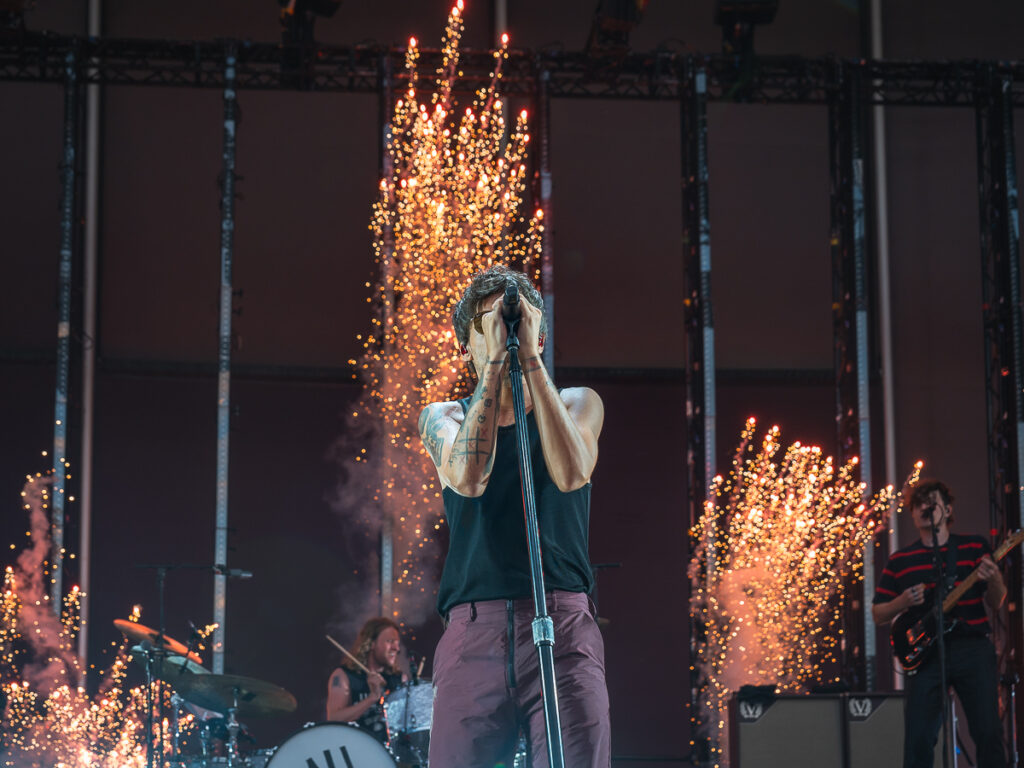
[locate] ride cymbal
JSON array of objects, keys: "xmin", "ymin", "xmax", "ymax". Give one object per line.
[{"xmin": 172, "ymin": 673, "xmax": 297, "ymax": 718}]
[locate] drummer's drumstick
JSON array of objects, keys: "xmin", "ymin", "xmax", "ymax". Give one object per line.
[
  {"xmin": 325, "ymin": 635, "xmax": 371, "ymax": 675},
  {"xmin": 416, "ymin": 657, "xmax": 425, "ymax": 678}
]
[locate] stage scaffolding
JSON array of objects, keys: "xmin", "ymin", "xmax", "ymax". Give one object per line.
[{"xmin": 4, "ymin": 30, "xmax": 1023, "ymax": 761}]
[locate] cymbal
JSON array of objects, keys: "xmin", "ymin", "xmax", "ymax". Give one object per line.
[
  {"xmin": 130, "ymin": 645, "xmax": 210, "ymax": 677},
  {"xmin": 172, "ymin": 673, "xmax": 297, "ymax": 718},
  {"xmin": 113, "ymin": 619, "xmax": 203, "ymax": 664}
]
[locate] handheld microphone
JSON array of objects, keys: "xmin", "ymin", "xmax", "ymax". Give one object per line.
[{"xmin": 502, "ymin": 281, "xmax": 520, "ymax": 323}]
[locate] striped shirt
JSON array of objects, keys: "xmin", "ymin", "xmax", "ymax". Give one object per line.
[{"xmin": 873, "ymin": 533, "xmax": 993, "ymax": 634}]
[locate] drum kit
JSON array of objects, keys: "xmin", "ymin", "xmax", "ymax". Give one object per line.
[
  {"xmin": 115, "ymin": 620, "xmax": 439, "ymax": 768},
  {"xmin": 116, "ymin": 618, "xmax": 295, "ymax": 768}
]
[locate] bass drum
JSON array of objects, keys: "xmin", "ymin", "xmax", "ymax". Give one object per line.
[{"xmin": 266, "ymin": 723, "xmax": 396, "ymax": 768}]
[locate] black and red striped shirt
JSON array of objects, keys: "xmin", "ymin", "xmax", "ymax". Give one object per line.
[{"xmin": 873, "ymin": 533, "xmax": 993, "ymax": 634}]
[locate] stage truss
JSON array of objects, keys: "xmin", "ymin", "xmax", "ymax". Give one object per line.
[{"xmin": 3, "ymin": 30, "xmax": 1023, "ymax": 764}]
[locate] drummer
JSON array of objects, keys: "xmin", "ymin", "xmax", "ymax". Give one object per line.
[{"xmin": 326, "ymin": 617, "xmax": 407, "ymax": 744}]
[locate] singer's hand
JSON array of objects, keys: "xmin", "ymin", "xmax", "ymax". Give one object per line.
[
  {"xmin": 518, "ymin": 296, "xmax": 544, "ymax": 359},
  {"xmin": 482, "ymin": 296, "xmax": 509, "ymax": 361}
]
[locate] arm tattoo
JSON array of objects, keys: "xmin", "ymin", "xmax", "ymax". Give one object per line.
[
  {"xmin": 448, "ymin": 383, "xmax": 498, "ymax": 468},
  {"xmin": 331, "ymin": 672, "xmax": 343, "ymax": 688},
  {"xmin": 523, "ymin": 356, "xmax": 545, "ymax": 374},
  {"xmin": 419, "ymin": 407, "xmax": 447, "ymax": 465}
]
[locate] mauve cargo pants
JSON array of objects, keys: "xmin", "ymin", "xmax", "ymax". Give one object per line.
[{"xmin": 428, "ymin": 590, "xmax": 611, "ymax": 768}]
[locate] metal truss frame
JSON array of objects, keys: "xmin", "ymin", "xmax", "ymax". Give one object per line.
[
  {"xmin": 6, "ymin": 27, "xmax": 1024, "ymax": 763},
  {"xmin": 976, "ymin": 65, "xmax": 1024, "ymax": 755},
  {"xmin": 4, "ymin": 33, "xmax": 1024, "ymax": 105}
]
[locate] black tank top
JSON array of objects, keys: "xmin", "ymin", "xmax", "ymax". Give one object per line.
[
  {"xmin": 341, "ymin": 667, "xmax": 404, "ymax": 743},
  {"xmin": 436, "ymin": 399, "xmax": 594, "ymax": 615}
]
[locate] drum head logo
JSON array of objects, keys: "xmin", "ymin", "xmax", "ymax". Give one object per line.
[
  {"xmin": 848, "ymin": 697, "xmax": 873, "ymax": 718},
  {"xmin": 738, "ymin": 701, "xmax": 764, "ymax": 721}
]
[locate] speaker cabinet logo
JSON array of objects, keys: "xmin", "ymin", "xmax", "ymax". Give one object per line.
[
  {"xmin": 738, "ymin": 702, "xmax": 764, "ymax": 721},
  {"xmin": 848, "ymin": 697, "xmax": 873, "ymax": 719}
]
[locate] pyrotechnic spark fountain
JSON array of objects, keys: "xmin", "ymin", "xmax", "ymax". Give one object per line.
[
  {"xmin": 3, "ymin": 474, "xmax": 195, "ymax": 767},
  {"xmin": 688, "ymin": 419, "xmax": 921, "ymax": 768},
  {"xmin": 334, "ymin": 0, "xmax": 542, "ymax": 625}
]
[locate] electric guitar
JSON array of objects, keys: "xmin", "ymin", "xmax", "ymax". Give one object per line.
[{"xmin": 890, "ymin": 529, "xmax": 1024, "ymax": 671}]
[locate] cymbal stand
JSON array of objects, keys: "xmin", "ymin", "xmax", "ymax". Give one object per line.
[
  {"xmin": 134, "ymin": 564, "xmax": 172, "ymax": 768},
  {"xmin": 141, "ymin": 643, "xmax": 157, "ymax": 768},
  {"xmin": 198, "ymin": 716, "xmax": 213, "ymax": 764},
  {"xmin": 225, "ymin": 687, "xmax": 242, "ymax": 768},
  {"xmin": 170, "ymin": 691, "xmax": 183, "ymax": 767}
]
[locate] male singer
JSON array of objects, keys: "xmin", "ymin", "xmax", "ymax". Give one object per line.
[{"xmin": 418, "ymin": 265, "xmax": 610, "ymax": 768}]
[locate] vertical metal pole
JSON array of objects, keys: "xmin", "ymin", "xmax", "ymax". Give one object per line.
[
  {"xmin": 850, "ymin": 67, "xmax": 876, "ymax": 693},
  {"xmin": 976, "ymin": 67, "xmax": 1024, "ymax": 758},
  {"xmin": 537, "ymin": 67, "xmax": 555, "ymax": 374},
  {"xmin": 491, "ymin": 0, "xmax": 507, "ymax": 45},
  {"xmin": 51, "ymin": 49, "xmax": 79, "ymax": 611},
  {"xmin": 682, "ymin": 62, "xmax": 715, "ymax": 505},
  {"xmin": 830, "ymin": 61, "xmax": 874, "ymax": 690},
  {"xmin": 78, "ymin": 0, "xmax": 103, "ymax": 671},
  {"xmin": 212, "ymin": 44, "xmax": 238, "ymax": 674},
  {"xmin": 682, "ymin": 58, "xmax": 715, "ymax": 766},
  {"xmin": 378, "ymin": 51, "xmax": 395, "ymax": 616}
]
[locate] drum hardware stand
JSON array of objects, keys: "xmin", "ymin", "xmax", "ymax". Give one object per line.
[
  {"xmin": 502, "ymin": 282, "xmax": 566, "ymax": 768},
  {"xmin": 137, "ymin": 641, "xmax": 166, "ymax": 768},
  {"xmin": 170, "ymin": 691, "xmax": 184, "ymax": 767},
  {"xmin": 225, "ymin": 688, "xmax": 243, "ymax": 768},
  {"xmin": 133, "ymin": 564, "xmax": 174, "ymax": 768}
]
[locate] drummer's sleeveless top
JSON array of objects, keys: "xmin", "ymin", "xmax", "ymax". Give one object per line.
[
  {"xmin": 436, "ymin": 398, "xmax": 594, "ymax": 616},
  {"xmin": 341, "ymin": 667, "xmax": 403, "ymax": 743}
]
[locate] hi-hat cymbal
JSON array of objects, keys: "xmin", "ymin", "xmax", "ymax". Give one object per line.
[
  {"xmin": 113, "ymin": 619, "xmax": 203, "ymax": 664},
  {"xmin": 130, "ymin": 645, "xmax": 210, "ymax": 677},
  {"xmin": 172, "ymin": 673, "xmax": 297, "ymax": 718}
]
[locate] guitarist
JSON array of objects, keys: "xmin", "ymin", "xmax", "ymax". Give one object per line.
[{"xmin": 872, "ymin": 478, "xmax": 1007, "ymax": 768}]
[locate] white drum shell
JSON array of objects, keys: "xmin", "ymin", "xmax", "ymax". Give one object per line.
[{"xmin": 266, "ymin": 722, "xmax": 395, "ymax": 768}]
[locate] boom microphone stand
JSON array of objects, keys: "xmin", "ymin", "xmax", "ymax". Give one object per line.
[
  {"xmin": 502, "ymin": 282, "xmax": 566, "ymax": 768},
  {"xmin": 927, "ymin": 507, "xmax": 952, "ymax": 768}
]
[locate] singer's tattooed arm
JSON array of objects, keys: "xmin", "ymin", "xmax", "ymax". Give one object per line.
[
  {"xmin": 418, "ymin": 359, "xmax": 506, "ymax": 496},
  {"xmin": 511, "ymin": 296, "xmax": 602, "ymax": 491},
  {"xmin": 522, "ymin": 354, "xmax": 603, "ymax": 493}
]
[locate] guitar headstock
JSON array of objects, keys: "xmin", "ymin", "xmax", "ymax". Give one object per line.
[{"xmin": 994, "ymin": 529, "xmax": 1024, "ymax": 560}]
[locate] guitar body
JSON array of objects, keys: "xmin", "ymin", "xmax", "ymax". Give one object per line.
[{"xmin": 889, "ymin": 591, "xmax": 960, "ymax": 671}]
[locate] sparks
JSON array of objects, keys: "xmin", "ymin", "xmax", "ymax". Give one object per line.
[
  {"xmin": 335, "ymin": 3, "xmax": 542, "ymax": 625},
  {"xmin": 688, "ymin": 419, "xmax": 920, "ymax": 767}
]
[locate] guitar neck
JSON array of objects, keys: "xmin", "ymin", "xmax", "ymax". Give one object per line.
[
  {"xmin": 941, "ymin": 572, "xmax": 978, "ymax": 613},
  {"xmin": 940, "ymin": 531, "xmax": 1023, "ymax": 614}
]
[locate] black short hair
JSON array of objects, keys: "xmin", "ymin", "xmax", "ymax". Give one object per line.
[{"xmin": 452, "ymin": 265, "xmax": 546, "ymax": 347}]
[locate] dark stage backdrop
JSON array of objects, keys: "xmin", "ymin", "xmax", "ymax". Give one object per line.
[{"xmin": 3, "ymin": 0, "xmax": 1024, "ymax": 763}]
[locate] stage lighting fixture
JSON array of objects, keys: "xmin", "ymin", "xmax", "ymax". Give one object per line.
[
  {"xmin": 0, "ymin": 0, "xmax": 27, "ymax": 33},
  {"xmin": 585, "ymin": 0, "xmax": 650, "ymax": 59},
  {"xmin": 714, "ymin": 0, "xmax": 778, "ymax": 56},
  {"xmin": 279, "ymin": 0, "xmax": 341, "ymax": 46}
]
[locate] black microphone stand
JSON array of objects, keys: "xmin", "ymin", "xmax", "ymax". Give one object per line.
[
  {"xmin": 503, "ymin": 288, "xmax": 566, "ymax": 768},
  {"xmin": 928, "ymin": 513, "xmax": 951, "ymax": 768}
]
